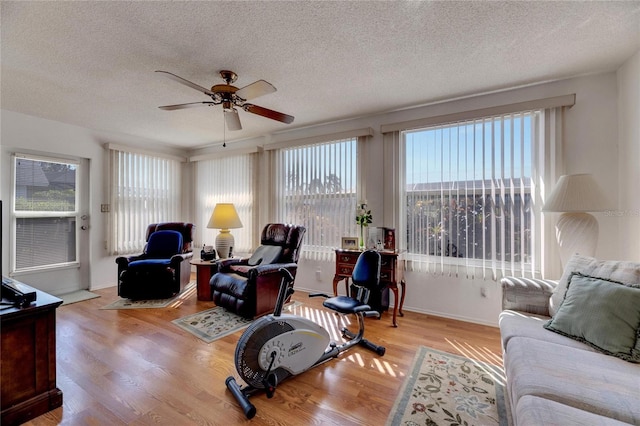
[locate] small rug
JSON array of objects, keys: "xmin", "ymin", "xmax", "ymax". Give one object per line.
[
  {"xmin": 386, "ymin": 346, "xmax": 507, "ymax": 426},
  {"xmin": 60, "ymin": 290, "xmax": 100, "ymax": 306},
  {"xmin": 172, "ymin": 301, "xmax": 302, "ymax": 343},
  {"xmin": 100, "ymin": 282, "xmax": 196, "ymax": 310}
]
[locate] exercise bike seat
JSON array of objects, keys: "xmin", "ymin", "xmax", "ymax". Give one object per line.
[{"xmin": 323, "ymin": 296, "xmax": 375, "ymax": 315}]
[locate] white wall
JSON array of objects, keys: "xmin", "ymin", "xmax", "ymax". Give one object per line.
[
  {"xmin": 617, "ymin": 50, "xmax": 640, "ymax": 262},
  {"xmin": 0, "ymin": 112, "xmax": 186, "ymax": 292},
  {"xmin": 2, "ymin": 62, "xmax": 637, "ymax": 323}
]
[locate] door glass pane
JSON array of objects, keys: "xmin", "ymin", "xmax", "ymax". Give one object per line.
[
  {"xmin": 15, "ymin": 217, "xmax": 77, "ymax": 269},
  {"xmin": 13, "ymin": 156, "xmax": 79, "ymax": 271},
  {"xmin": 15, "ymin": 158, "xmax": 76, "ymax": 212}
]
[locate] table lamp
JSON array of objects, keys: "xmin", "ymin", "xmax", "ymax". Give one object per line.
[
  {"xmin": 207, "ymin": 203, "xmax": 243, "ymax": 258},
  {"xmin": 543, "ymin": 174, "xmax": 607, "ymax": 267}
]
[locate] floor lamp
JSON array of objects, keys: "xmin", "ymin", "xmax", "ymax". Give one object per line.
[
  {"xmin": 207, "ymin": 203, "xmax": 243, "ymax": 259},
  {"xmin": 543, "ymin": 174, "xmax": 607, "ymax": 267}
]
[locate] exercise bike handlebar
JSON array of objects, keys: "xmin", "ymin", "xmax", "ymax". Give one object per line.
[{"xmin": 273, "ymin": 267, "xmax": 295, "ymax": 317}]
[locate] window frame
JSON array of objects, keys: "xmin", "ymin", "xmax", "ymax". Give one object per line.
[
  {"xmin": 107, "ymin": 146, "xmax": 182, "ymax": 255},
  {"xmin": 11, "ymin": 153, "xmax": 80, "ymax": 274},
  {"xmin": 401, "ymin": 113, "xmax": 536, "ymax": 271},
  {"xmin": 274, "ymin": 136, "xmax": 362, "ymax": 261}
]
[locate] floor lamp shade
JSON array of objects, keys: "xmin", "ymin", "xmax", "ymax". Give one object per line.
[
  {"xmin": 207, "ymin": 203, "xmax": 243, "ymax": 259},
  {"xmin": 543, "ymin": 174, "xmax": 607, "ymax": 267}
]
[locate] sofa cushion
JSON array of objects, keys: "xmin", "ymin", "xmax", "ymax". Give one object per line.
[
  {"xmin": 550, "ymin": 254, "xmax": 640, "ymax": 316},
  {"xmin": 499, "ymin": 309, "xmax": 597, "ymax": 354},
  {"xmin": 544, "ymin": 272, "xmax": 640, "ymax": 362},
  {"xmin": 515, "ymin": 395, "xmax": 632, "ymax": 426},
  {"xmin": 505, "ymin": 337, "xmax": 640, "ymax": 425},
  {"xmin": 129, "ymin": 259, "xmax": 172, "ymax": 268}
]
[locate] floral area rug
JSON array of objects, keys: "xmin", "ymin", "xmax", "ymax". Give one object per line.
[
  {"xmin": 386, "ymin": 346, "xmax": 507, "ymax": 426},
  {"xmin": 172, "ymin": 301, "xmax": 302, "ymax": 343},
  {"xmin": 100, "ymin": 282, "xmax": 196, "ymax": 310}
]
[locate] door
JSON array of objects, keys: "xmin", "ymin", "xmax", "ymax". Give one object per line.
[{"xmin": 11, "ymin": 153, "xmax": 90, "ymax": 295}]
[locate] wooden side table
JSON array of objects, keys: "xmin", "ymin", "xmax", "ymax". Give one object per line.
[
  {"xmin": 190, "ymin": 259, "xmax": 219, "ymax": 301},
  {"xmin": 333, "ymin": 249, "xmax": 406, "ymax": 327}
]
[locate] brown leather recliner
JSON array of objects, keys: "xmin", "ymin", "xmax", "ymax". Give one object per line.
[
  {"xmin": 210, "ymin": 223, "xmax": 306, "ymax": 318},
  {"xmin": 116, "ymin": 222, "xmax": 195, "ymax": 300}
]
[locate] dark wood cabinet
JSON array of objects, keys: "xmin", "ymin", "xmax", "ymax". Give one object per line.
[
  {"xmin": 333, "ymin": 249, "xmax": 405, "ymax": 327},
  {"xmin": 1, "ymin": 281, "xmax": 63, "ymax": 426}
]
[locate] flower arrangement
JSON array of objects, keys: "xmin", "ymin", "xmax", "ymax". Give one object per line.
[{"xmin": 355, "ymin": 203, "xmax": 372, "ymax": 248}]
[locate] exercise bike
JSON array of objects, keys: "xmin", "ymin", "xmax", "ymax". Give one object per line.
[{"xmin": 226, "ymin": 251, "xmax": 386, "ymax": 419}]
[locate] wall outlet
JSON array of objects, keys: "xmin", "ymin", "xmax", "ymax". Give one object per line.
[
  {"xmin": 315, "ymin": 269, "xmax": 322, "ymax": 282},
  {"xmin": 100, "ymin": 204, "xmax": 110, "ymax": 213},
  {"xmin": 480, "ymin": 286, "xmax": 489, "ymax": 298}
]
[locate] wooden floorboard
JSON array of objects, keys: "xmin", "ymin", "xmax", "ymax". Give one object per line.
[{"xmin": 24, "ymin": 279, "xmax": 503, "ymax": 425}]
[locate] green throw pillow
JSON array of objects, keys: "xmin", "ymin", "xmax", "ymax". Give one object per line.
[{"xmin": 544, "ymin": 272, "xmax": 640, "ymax": 363}]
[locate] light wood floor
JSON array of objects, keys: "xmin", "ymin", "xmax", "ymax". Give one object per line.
[{"xmin": 25, "ymin": 279, "xmax": 503, "ymax": 426}]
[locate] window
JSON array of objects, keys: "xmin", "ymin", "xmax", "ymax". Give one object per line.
[
  {"xmin": 194, "ymin": 153, "xmax": 256, "ymax": 254},
  {"xmin": 275, "ymin": 138, "xmax": 358, "ymax": 260},
  {"xmin": 13, "ymin": 154, "xmax": 79, "ymax": 271},
  {"xmin": 403, "ymin": 111, "xmax": 540, "ymax": 278},
  {"xmin": 108, "ymin": 147, "xmax": 181, "ymax": 255}
]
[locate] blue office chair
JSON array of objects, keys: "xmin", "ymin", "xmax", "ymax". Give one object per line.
[{"xmin": 315, "ymin": 249, "xmax": 386, "ymax": 355}]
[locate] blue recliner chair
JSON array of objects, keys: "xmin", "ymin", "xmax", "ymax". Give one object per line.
[{"xmin": 116, "ymin": 223, "xmax": 194, "ymax": 300}]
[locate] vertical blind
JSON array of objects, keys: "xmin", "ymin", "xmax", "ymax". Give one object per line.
[
  {"xmin": 274, "ymin": 138, "xmax": 358, "ymax": 261},
  {"xmin": 403, "ymin": 110, "xmax": 542, "ymax": 280},
  {"xmin": 108, "ymin": 148, "xmax": 181, "ymax": 255},
  {"xmin": 194, "ymin": 153, "xmax": 256, "ymax": 254}
]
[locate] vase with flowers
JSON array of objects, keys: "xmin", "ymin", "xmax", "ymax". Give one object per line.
[{"xmin": 355, "ymin": 202, "xmax": 372, "ymax": 249}]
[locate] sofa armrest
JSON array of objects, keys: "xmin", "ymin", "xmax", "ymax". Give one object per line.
[
  {"xmin": 170, "ymin": 251, "xmax": 193, "ymax": 268},
  {"xmin": 501, "ymin": 276, "xmax": 558, "ymax": 316},
  {"xmin": 250, "ymin": 262, "xmax": 297, "ymax": 277}
]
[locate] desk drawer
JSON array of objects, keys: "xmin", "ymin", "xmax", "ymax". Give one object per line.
[
  {"xmin": 336, "ymin": 252, "xmax": 360, "ymax": 264},
  {"xmin": 337, "ymin": 264, "xmax": 355, "ymax": 276}
]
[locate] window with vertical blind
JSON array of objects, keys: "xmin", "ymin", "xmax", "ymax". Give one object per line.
[
  {"xmin": 194, "ymin": 153, "xmax": 256, "ymax": 255},
  {"xmin": 403, "ymin": 111, "xmax": 541, "ymax": 279},
  {"xmin": 275, "ymin": 137, "xmax": 358, "ymax": 261},
  {"xmin": 12, "ymin": 154, "xmax": 79, "ymax": 271},
  {"xmin": 108, "ymin": 147, "xmax": 181, "ymax": 255}
]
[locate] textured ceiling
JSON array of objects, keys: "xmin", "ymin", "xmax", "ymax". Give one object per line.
[{"xmin": 2, "ymin": 1, "xmax": 639, "ymax": 150}]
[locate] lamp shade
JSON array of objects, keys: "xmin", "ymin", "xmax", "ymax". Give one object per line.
[
  {"xmin": 207, "ymin": 203, "xmax": 243, "ymax": 230},
  {"xmin": 543, "ymin": 174, "xmax": 607, "ymax": 212}
]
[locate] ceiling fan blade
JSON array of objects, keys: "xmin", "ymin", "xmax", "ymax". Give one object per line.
[
  {"xmin": 158, "ymin": 102, "xmax": 214, "ymax": 110},
  {"xmin": 225, "ymin": 108, "xmax": 242, "ymax": 131},
  {"xmin": 155, "ymin": 70, "xmax": 215, "ymax": 96},
  {"xmin": 244, "ymin": 104, "xmax": 294, "ymax": 124},
  {"xmin": 236, "ymin": 80, "xmax": 276, "ymax": 100}
]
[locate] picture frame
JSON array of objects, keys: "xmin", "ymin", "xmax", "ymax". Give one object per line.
[
  {"xmin": 383, "ymin": 227, "xmax": 396, "ymax": 251},
  {"xmin": 341, "ymin": 237, "xmax": 359, "ymax": 250},
  {"xmin": 367, "ymin": 227, "xmax": 384, "ymax": 249}
]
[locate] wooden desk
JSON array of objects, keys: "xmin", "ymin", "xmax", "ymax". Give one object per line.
[
  {"xmin": 190, "ymin": 259, "xmax": 219, "ymax": 301},
  {"xmin": 1, "ymin": 280, "xmax": 63, "ymax": 426},
  {"xmin": 333, "ymin": 249, "xmax": 406, "ymax": 327}
]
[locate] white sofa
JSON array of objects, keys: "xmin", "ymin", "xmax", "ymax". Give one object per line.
[{"xmin": 499, "ymin": 254, "xmax": 640, "ymax": 425}]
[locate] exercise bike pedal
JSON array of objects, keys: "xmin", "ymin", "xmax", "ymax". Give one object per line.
[
  {"xmin": 360, "ymin": 338, "xmax": 386, "ymax": 356},
  {"xmin": 264, "ymin": 373, "xmax": 278, "ymax": 398}
]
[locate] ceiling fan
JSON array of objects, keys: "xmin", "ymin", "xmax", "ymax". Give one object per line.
[{"xmin": 155, "ymin": 70, "xmax": 294, "ymax": 131}]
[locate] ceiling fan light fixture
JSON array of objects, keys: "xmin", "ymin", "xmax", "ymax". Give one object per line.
[{"xmin": 156, "ymin": 69, "xmax": 294, "ymax": 130}]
